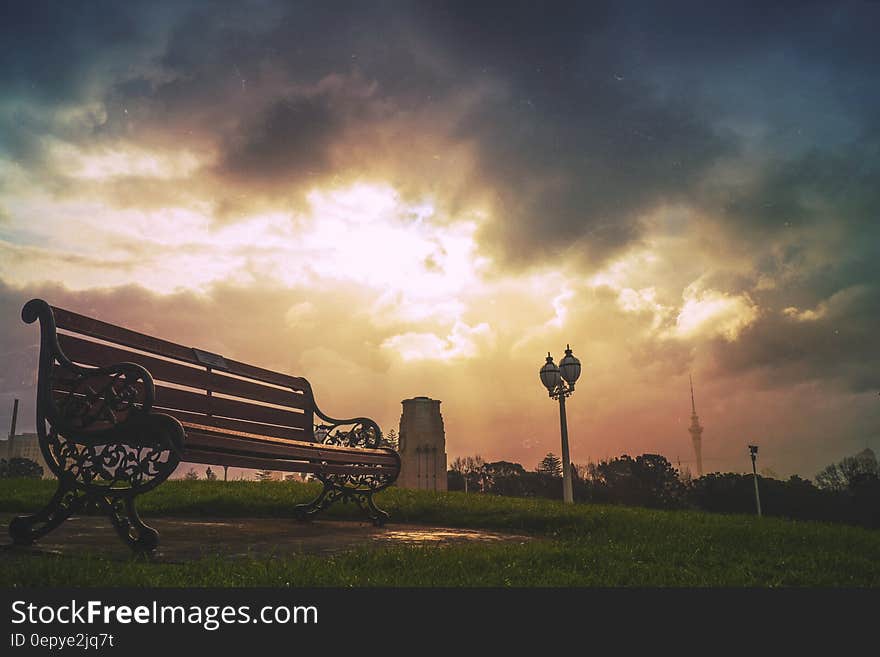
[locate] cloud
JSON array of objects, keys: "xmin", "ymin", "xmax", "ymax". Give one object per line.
[
  {"xmin": 671, "ymin": 285, "xmax": 758, "ymax": 342},
  {"xmin": 782, "ymin": 305, "xmax": 827, "ymax": 323},
  {"xmin": 48, "ymin": 141, "xmax": 205, "ymax": 181},
  {"xmin": 710, "ymin": 285, "xmax": 880, "ymax": 393},
  {"xmin": 382, "ymin": 320, "xmax": 494, "ymax": 362}
]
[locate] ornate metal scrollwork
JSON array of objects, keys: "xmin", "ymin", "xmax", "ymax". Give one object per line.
[
  {"xmin": 313, "ymin": 412, "xmax": 397, "ymax": 492},
  {"xmin": 313, "ymin": 412, "xmax": 382, "ymax": 449},
  {"xmin": 295, "ymin": 406, "xmax": 400, "ymax": 525},
  {"xmin": 45, "ymin": 414, "xmax": 183, "ymax": 495},
  {"xmin": 49, "ymin": 364, "xmax": 152, "ymax": 435}
]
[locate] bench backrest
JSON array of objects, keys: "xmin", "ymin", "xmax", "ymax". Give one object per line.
[{"xmin": 50, "ymin": 306, "xmax": 316, "ymax": 443}]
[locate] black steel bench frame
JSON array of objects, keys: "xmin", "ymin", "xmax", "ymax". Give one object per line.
[{"xmin": 9, "ymin": 299, "xmax": 400, "ymax": 552}]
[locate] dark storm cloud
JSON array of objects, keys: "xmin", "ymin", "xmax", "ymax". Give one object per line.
[
  {"xmin": 711, "ymin": 284, "xmax": 880, "ymax": 393},
  {"xmin": 401, "ymin": 1, "xmax": 727, "ymax": 261},
  {"xmin": 0, "ymin": 1, "xmax": 173, "ymax": 167},
  {"xmin": 703, "ymin": 127, "xmax": 880, "ymax": 393},
  {"xmin": 215, "ymin": 75, "xmax": 392, "ymax": 190},
  {"xmin": 222, "ymin": 96, "xmax": 342, "ymax": 182},
  {"xmin": 0, "ymin": 1, "xmax": 144, "ymax": 103},
  {"xmin": 734, "ymin": 144, "xmax": 879, "ymax": 242}
]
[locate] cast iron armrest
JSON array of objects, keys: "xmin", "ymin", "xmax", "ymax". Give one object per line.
[
  {"xmin": 312, "ymin": 402, "xmax": 383, "ymax": 449},
  {"xmin": 23, "ymin": 298, "xmax": 158, "ymax": 446}
]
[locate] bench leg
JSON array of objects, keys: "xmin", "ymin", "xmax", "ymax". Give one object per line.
[
  {"xmin": 9, "ymin": 478, "xmax": 84, "ymax": 546},
  {"xmin": 354, "ymin": 490, "xmax": 390, "ymax": 528},
  {"xmin": 294, "ymin": 481, "xmax": 390, "ymax": 527},
  {"xmin": 293, "ymin": 485, "xmax": 339, "ymax": 521},
  {"xmin": 8, "ymin": 479, "xmax": 158, "ymax": 553},
  {"xmin": 100, "ymin": 496, "xmax": 159, "ymax": 553}
]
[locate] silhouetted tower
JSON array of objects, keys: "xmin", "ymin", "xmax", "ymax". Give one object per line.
[{"xmin": 688, "ymin": 375, "xmax": 704, "ymax": 477}]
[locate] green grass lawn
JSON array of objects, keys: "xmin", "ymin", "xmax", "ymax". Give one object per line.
[{"xmin": 1, "ymin": 478, "xmax": 878, "ymax": 587}]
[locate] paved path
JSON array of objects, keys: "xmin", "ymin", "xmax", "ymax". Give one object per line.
[{"xmin": 0, "ymin": 514, "xmax": 531, "ymax": 562}]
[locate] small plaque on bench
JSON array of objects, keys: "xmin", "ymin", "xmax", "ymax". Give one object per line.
[{"xmin": 192, "ymin": 348, "xmax": 228, "ymax": 371}]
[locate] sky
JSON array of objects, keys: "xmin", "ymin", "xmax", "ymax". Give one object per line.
[{"xmin": 1, "ymin": 0, "xmax": 879, "ymax": 479}]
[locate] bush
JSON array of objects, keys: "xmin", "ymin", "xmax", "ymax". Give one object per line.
[{"xmin": 0, "ymin": 457, "xmax": 44, "ymax": 479}]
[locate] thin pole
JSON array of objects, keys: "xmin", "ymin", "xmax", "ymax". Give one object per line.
[
  {"xmin": 8, "ymin": 398, "xmax": 19, "ymax": 460},
  {"xmin": 751, "ymin": 453, "xmax": 762, "ymax": 517},
  {"xmin": 559, "ymin": 393, "xmax": 573, "ymax": 504},
  {"xmin": 8, "ymin": 398, "xmax": 18, "ymax": 439}
]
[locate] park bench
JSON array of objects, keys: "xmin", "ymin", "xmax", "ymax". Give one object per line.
[{"xmin": 9, "ymin": 299, "xmax": 400, "ymax": 552}]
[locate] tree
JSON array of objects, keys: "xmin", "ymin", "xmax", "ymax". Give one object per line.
[
  {"xmin": 483, "ymin": 460, "xmax": 526, "ymax": 479},
  {"xmin": 450, "ymin": 455, "xmax": 485, "ymax": 493},
  {"xmin": 0, "ymin": 457, "xmax": 43, "ymax": 479},
  {"xmin": 481, "ymin": 461, "xmax": 527, "ymax": 496},
  {"xmin": 816, "ymin": 448, "xmax": 879, "ymax": 492},
  {"xmin": 815, "ymin": 449, "xmax": 880, "ymax": 528},
  {"xmin": 255, "ymin": 469, "xmax": 275, "ymax": 481},
  {"xmin": 382, "ymin": 428, "xmax": 399, "ymax": 450},
  {"xmin": 574, "ymin": 463, "xmax": 593, "ymax": 481},
  {"xmin": 535, "ymin": 453, "xmax": 562, "ymax": 478},
  {"xmin": 593, "ymin": 454, "xmax": 685, "ymax": 509},
  {"xmin": 205, "ymin": 467, "xmax": 217, "ymax": 481},
  {"xmin": 184, "ymin": 468, "xmax": 199, "ymax": 481}
]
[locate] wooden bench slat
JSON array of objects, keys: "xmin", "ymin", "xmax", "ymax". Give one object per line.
[
  {"xmin": 52, "ymin": 306, "xmax": 311, "ymax": 392},
  {"xmin": 184, "ymin": 430, "xmax": 398, "ymax": 466},
  {"xmin": 162, "ymin": 409, "xmax": 310, "ymax": 442},
  {"xmin": 53, "ymin": 306, "xmax": 195, "ymax": 362},
  {"xmin": 153, "ymin": 385, "xmax": 311, "ymax": 430},
  {"xmin": 182, "ymin": 421, "xmax": 397, "ymax": 461},
  {"xmin": 182, "ymin": 449, "xmax": 393, "ymax": 476},
  {"xmin": 49, "ymin": 371, "xmax": 313, "ymax": 432},
  {"xmin": 57, "ymin": 334, "xmax": 312, "ymax": 411}
]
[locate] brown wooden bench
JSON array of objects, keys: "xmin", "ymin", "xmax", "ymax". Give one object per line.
[{"xmin": 9, "ymin": 299, "xmax": 400, "ymax": 552}]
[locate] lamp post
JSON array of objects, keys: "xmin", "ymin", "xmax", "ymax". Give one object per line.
[
  {"xmin": 748, "ymin": 445, "xmax": 762, "ymax": 517},
  {"xmin": 539, "ymin": 345, "xmax": 582, "ymax": 504}
]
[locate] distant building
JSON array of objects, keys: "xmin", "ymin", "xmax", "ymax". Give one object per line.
[
  {"xmin": 3, "ymin": 433, "xmax": 52, "ymax": 478},
  {"xmin": 397, "ymin": 396, "xmax": 447, "ymax": 491}
]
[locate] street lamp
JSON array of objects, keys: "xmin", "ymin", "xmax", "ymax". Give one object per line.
[
  {"xmin": 748, "ymin": 445, "xmax": 762, "ymax": 517},
  {"xmin": 539, "ymin": 345, "xmax": 581, "ymax": 504}
]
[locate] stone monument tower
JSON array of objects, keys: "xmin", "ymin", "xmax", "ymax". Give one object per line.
[{"xmin": 398, "ymin": 396, "xmax": 447, "ymax": 491}]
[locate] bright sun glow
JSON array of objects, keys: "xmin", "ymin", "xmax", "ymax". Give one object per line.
[
  {"xmin": 298, "ymin": 184, "xmax": 487, "ymax": 307},
  {"xmin": 0, "ymin": 182, "xmax": 498, "ymax": 361}
]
